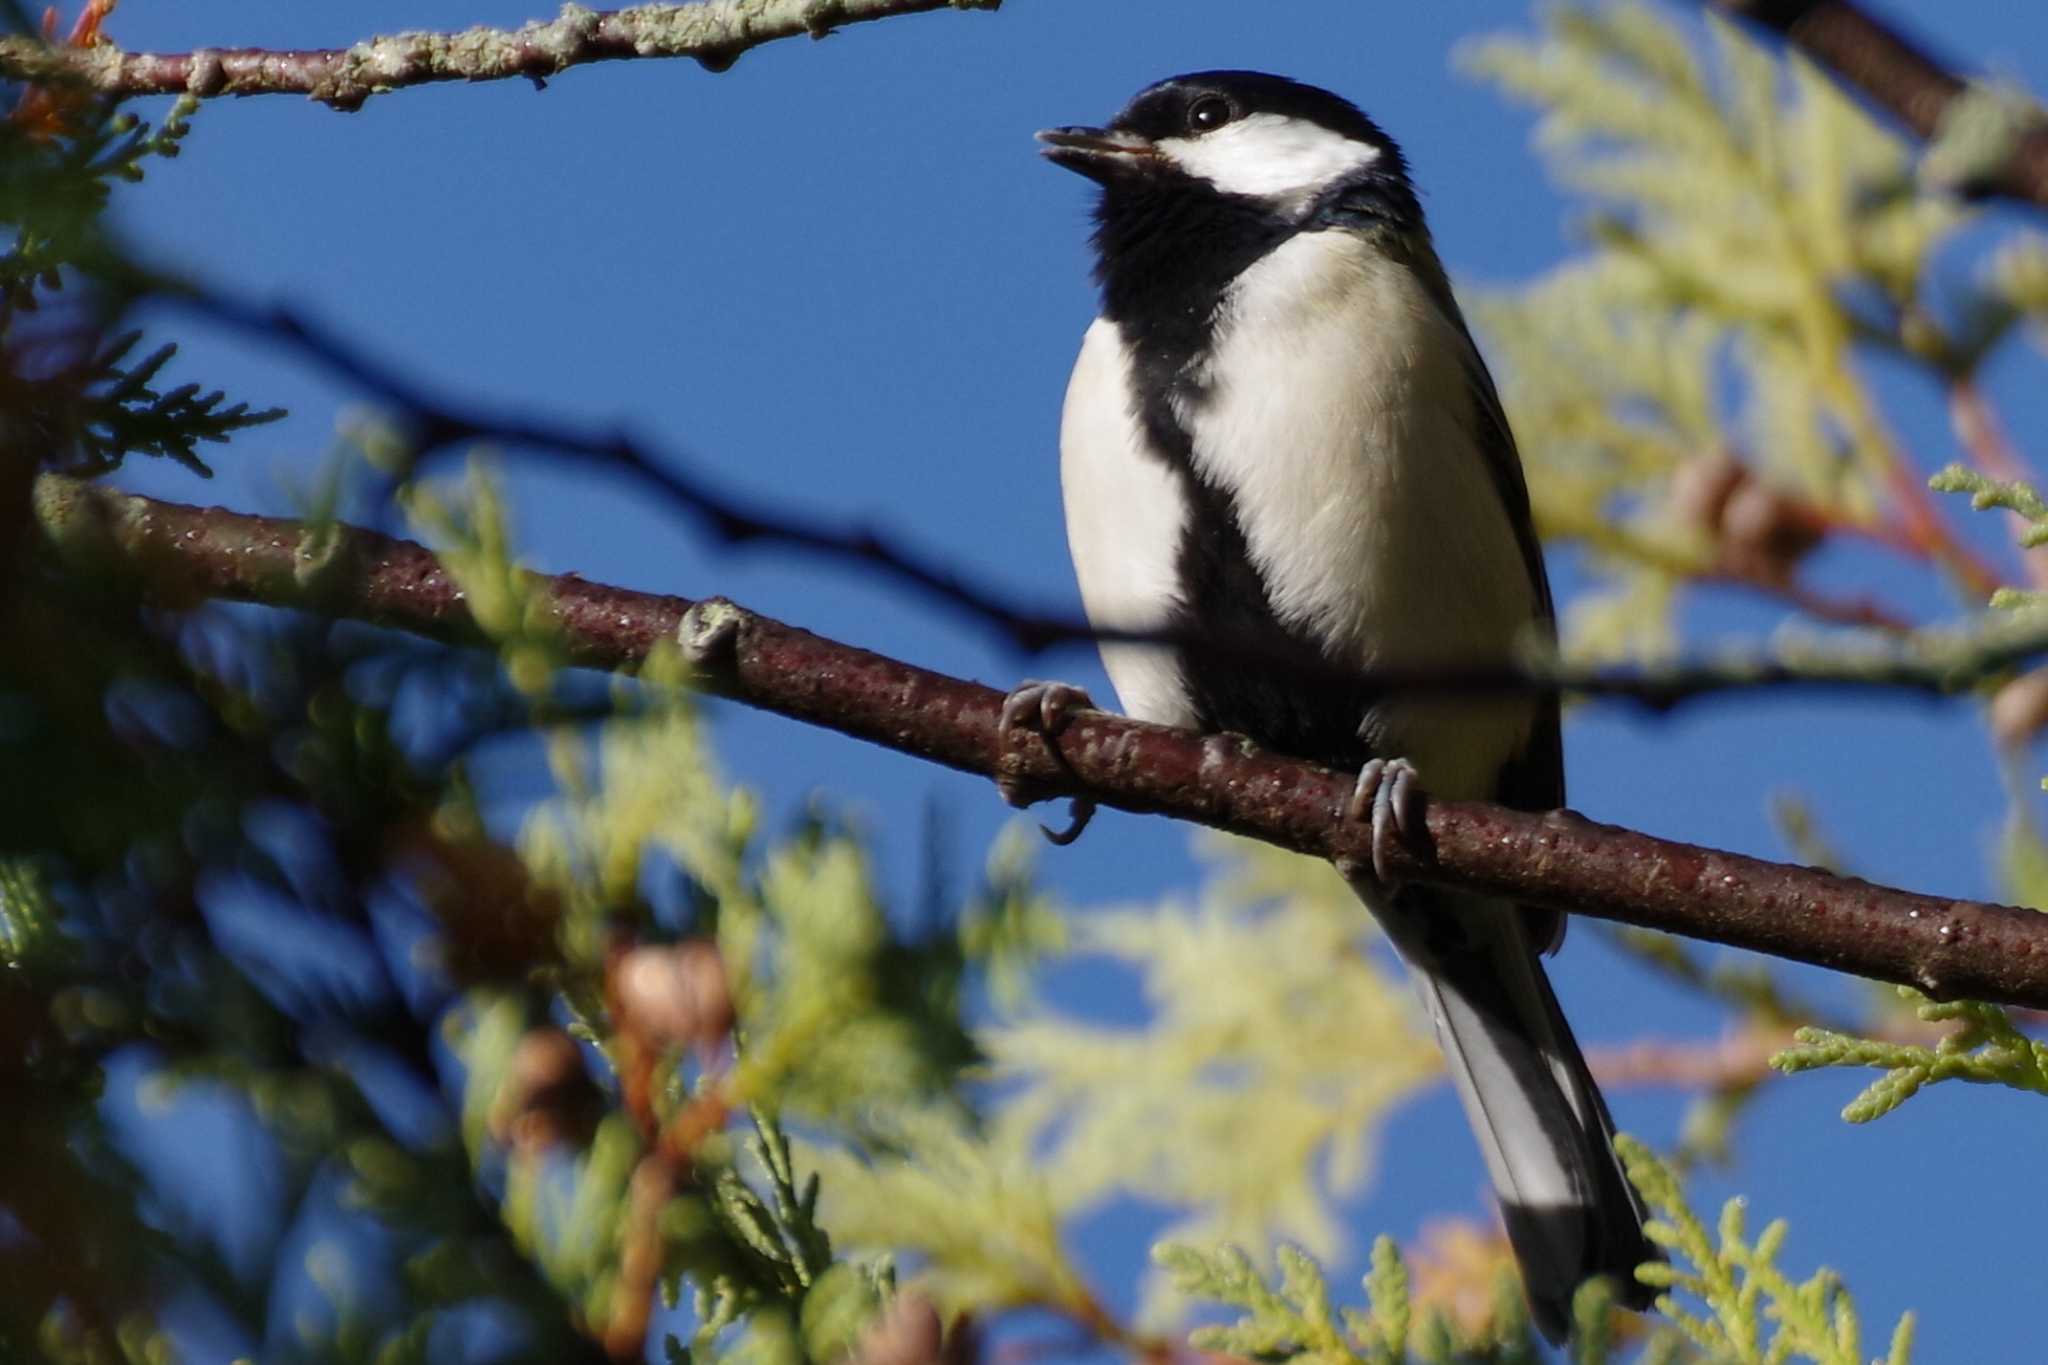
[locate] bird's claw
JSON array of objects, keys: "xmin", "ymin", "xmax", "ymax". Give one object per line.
[
  {"xmin": 996, "ymin": 680, "xmax": 1099, "ymax": 846},
  {"xmin": 1038, "ymin": 797, "xmax": 1097, "ymax": 846},
  {"xmin": 1346, "ymin": 756, "xmax": 1425, "ymax": 892},
  {"xmin": 1000, "ymin": 680, "xmax": 1095, "ymax": 738}
]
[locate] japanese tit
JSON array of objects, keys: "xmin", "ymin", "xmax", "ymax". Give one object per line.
[{"xmin": 1032, "ymin": 71, "xmax": 1656, "ymax": 1339}]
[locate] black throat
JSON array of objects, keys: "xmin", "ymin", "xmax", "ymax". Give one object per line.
[{"xmin": 1088, "ymin": 186, "xmax": 1383, "ymax": 768}]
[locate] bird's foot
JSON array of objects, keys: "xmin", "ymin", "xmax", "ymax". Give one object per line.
[
  {"xmin": 996, "ymin": 680, "xmax": 1098, "ymax": 846},
  {"xmin": 1341, "ymin": 756, "xmax": 1426, "ymax": 895}
]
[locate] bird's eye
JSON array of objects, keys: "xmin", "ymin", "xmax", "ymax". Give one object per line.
[{"xmin": 1187, "ymin": 96, "xmax": 1233, "ymax": 133}]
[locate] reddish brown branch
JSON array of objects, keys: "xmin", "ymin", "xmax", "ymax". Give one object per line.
[
  {"xmin": 1587, "ymin": 1030, "xmax": 1784, "ymax": 1092},
  {"xmin": 0, "ymin": 0, "xmax": 1000, "ymax": 112},
  {"xmin": 1702, "ymin": 566, "xmax": 1913, "ymax": 632},
  {"xmin": 1876, "ymin": 458, "xmax": 2000, "ymax": 599},
  {"xmin": 1949, "ymin": 377, "xmax": 2048, "ymax": 589},
  {"xmin": 1588, "ymin": 1005, "xmax": 2048, "ymax": 1090},
  {"xmin": 1706, "ymin": 0, "xmax": 2048, "ymax": 209},
  {"xmin": 32, "ymin": 475, "xmax": 2048, "ymax": 1009}
]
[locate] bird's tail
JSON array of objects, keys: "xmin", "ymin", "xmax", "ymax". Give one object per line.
[{"xmin": 1353, "ymin": 877, "xmax": 1659, "ymax": 1343}]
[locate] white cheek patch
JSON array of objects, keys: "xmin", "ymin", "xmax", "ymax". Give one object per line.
[{"xmin": 1155, "ymin": 113, "xmax": 1381, "ymax": 200}]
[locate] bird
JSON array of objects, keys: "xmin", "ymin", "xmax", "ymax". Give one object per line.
[{"xmin": 1013, "ymin": 70, "xmax": 1658, "ymax": 1340}]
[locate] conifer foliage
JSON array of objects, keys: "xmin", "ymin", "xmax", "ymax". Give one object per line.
[{"xmin": 9, "ymin": 2, "xmax": 2048, "ymax": 1362}]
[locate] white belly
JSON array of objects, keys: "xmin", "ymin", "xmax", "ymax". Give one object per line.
[
  {"xmin": 1185, "ymin": 233, "xmax": 1540, "ymax": 797},
  {"xmin": 1058, "ymin": 317, "xmax": 1199, "ymax": 730},
  {"xmin": 1056, "ymin": 235, "xmax": 1542, "ymax": 799}
]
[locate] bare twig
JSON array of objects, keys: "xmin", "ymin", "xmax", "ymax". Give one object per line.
[
  {"xmin": 1871, "ymin": 431, "xmax": 2006, "ymax": 599},
  {"xmin": 1949, "ymin": 377, "xmax": 2048, "ymax": 589},
  {"xmin": 155, "ymin": 294, "xmax": 2048, "ymax": 707},
  {"xmin": 1587, "ymin": 1028, "xmax": 1786, "ymax": 1091},
  {"xmin": 1706, "ymin": 0, "xmax": 2048, "ymax": 209},
  {"xmin": 0, "ymin": 0, "xmax": 1001, "ymax": 112},
  {"xmin": 1588, "ymin": 1005, "xmax": 2048, "ymax": 1091},
  {"xmin": 32, "ymin": 474, "xmax": 2048, "ymax": 1009},
  {"xmin": 1704, "ymin": 566, "xmax": 1913, "ymax": 632},
  {"xmin": 176, "ymin": 290, "xmax": 1080, "ymax": 655}
]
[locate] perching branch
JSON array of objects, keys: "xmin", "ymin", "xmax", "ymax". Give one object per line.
[
  {"xmin": 1706, "ymin": 0, "xmax": 2048, "ymax": 208},
  {"xmin": 0, "ymin": 0, "xmax": 1000, "ymax": 112},
  {"xmin": 32, "ymin": 473, "xmax": 2048, "ymax": 1010}
]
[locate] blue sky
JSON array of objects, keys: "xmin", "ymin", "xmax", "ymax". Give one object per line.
[{"xmin": 94, "ymin": 1, "xmax": 2048, "ymax": 1358}]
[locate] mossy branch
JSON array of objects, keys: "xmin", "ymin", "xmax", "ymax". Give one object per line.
[
  {"xmin": 31, "ymin": 472, "xmax": 2048, "ymax": 1011},
  {"xmin": 0, "ymin": 0, "xmax": 1000, "ymax": 112}
]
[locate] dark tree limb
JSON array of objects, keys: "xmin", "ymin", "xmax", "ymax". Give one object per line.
[
  {"xmin": 1707, "ymin": 0, "xmax": 2048, "ymax": 207},
  {"xmin": 173, "ymin": 290, "xmax": 1079, "ymax": 655},
  {"xmin": 0, "ymin": 0, "xmax": 1000, "ymax": 112},
  {"xmin": 152, "ymin": 292, "xmax": 2048, "ymax": 705},
  {"xmin": 33, "ymin": 473, "xmax": 2048, "ymax": 1010}
]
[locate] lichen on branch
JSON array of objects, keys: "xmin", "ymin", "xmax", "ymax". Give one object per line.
[{"xmin": 0, "ymin": 0, "xmax": 1004, "ymax": 111}]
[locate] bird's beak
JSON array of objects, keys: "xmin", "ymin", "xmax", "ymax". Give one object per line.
[{"xmin": 1035, "ymin": 125, "xmax": 1158, "ymax": 183}]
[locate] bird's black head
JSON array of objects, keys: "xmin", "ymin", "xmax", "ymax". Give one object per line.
[
  {"xmin": 1039, "ymin": 71, "xmax": 1412, "ymax": 217},
  {"xmin": 1038, "ymin": 72, "xmax": 1422, "ymax": 317}
]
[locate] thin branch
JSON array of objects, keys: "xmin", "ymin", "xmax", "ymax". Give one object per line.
[
  {"xmin": 1949, "ymin": 376, "xmax": 2048, "ymax": 589},
  {"xmin": 156, "ymin": 292, "xmax": 2048, "ymax": 707},
  {"xmin": 1587, "ymin": 1005, "xmax": 2048, "ymax": 1091},
  {"xmin": 1875, "ymin": 434, "xmax": 2007, "ymax": 600},
  {"xmin": 0, "ymin": 0, "xmax": 1001, "ymax": 111},
  {"xmin": 1587, "ymin": 1029, "xmax": 1784, "ymax": 1092},
  {"xmin": 175, "ymin": 289, "xmax": 1080, "ymax": 654},
  {"xmin": 1558, "ymin": 497, "xmax": 1918, "ymax": 631},
  {"xmin": 32, "ymin": 474, "xmax": 2048, "ymax": 1010},
  {"xmin": 1706, "ymin": 0, "xmax": 2048, "ymax": 209},
  {"xmin": 1703, "ymin": 566, "xmax": 1913, "ymax": 632},
  {"xmin": 1949, "ymin": 379, "xmax": 2038, "ymax": 490}
]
